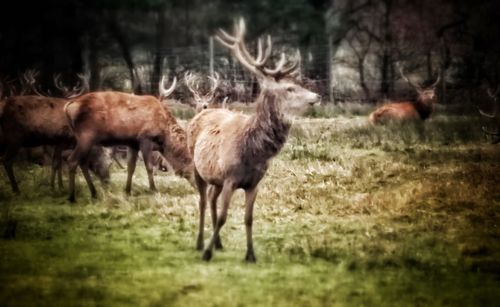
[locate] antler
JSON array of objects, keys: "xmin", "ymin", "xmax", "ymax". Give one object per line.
[
  {"xmin": 206, "ymin": 72, "xmax": 220, "ymax": 100},
  {"xmin": 486, "ymin": 84, "xmax": 500, "ymax": 100},
  {"xmin": 398, "ymin": 64, "xmax": 441, "ymax": 90},
  {"xmin": 184, "ymin": 71, "xmax": 221, "ymax": 102},
  {"xmin": 159, "ymin": 74, "xmax": 177, "ymax": 100},
  {"xmin": 5, "ymin": 77, "xmax": 18, "ymax": 96},
  {"xmin": 70, "ymin": 72, "xmax": 90, "ymax": 98},
  {"xmin": 398, "ymin": 66, "xmax": 422, "ymax": 91},
  {"xmin": 429, "ymin": 71, "xmax": 441, "ymax": 88},
  {"xmin": 184, "ymin": 72, "xmax": 202, "ymax": 101},
  {"xmin": 20, "ymin": 69, "xmax": 47, "ymax": 96},
  {"xmin": 54, "ymin": 73, "xmax": 89, "ymax": 98},
  {"xmin": 479, "ymin": 86, "xmax": 499, "ymax": 119},
  {"xmin": 478, "ymin": 86, "xmax": 499, "ymax": 141},
  {"xmin": 215, "ymin": 18, "xmax": 299, "ymax": 79}
]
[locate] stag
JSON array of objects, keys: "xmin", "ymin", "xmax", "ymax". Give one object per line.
[
  {"xmin": 1, "ymin": 94, "xmax": 78, "ymax": 193},
  {"xmin": 64, "ymin": 76, "xmax": 194, "ymax": 202},
  {"xmin": 0, "ymin": 72, "xmax": 113, "ymax": 193},
  {"xmin": 187, "ymin": 19, "xmax": 320, "ymax": 262},
  {"xmin": 478, "ymin": 86, "xmax": 500, "ymax": 144},
  {"xmin": 184, "ymin": 71, "xmax": 221, "ymax": 112},
  {"xmin": 369, "ymin": 66, "xmax": 441, "ymax": 124}
]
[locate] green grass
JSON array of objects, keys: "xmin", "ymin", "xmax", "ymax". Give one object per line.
[{"xmin": 1, "ymin": 112, "xmax": 499, "ymax": 306}]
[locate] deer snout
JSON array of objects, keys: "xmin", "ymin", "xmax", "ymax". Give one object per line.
[{"xmin": 309, "ymin": 94, "xmax": 321, "ymax": 106}]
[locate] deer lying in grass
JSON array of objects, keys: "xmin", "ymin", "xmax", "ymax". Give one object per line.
[
  {"xmin": 369, "ymin": 67, "xmax": 441, "ymax": 124},
  {"xmin": 64, "ymin": 76, "xmax": 194, "ymax": 202},
  {"xmin": 187, "ymin": 19, "xmax": 320, "ymax": 262},
  {"xmin": 479, "ymin": 86, "xmax": 500, "ymax": 144}
]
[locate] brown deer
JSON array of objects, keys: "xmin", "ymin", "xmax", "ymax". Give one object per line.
[
  {"xmin": 369, "ymin": 67, "xmax": 441, "ymax": 124},
  {"xmin": 0, "ymin": 71, "xmax": 112, "ymax": 193},
  {"xmin": 1, "ymin": 94, "xmax": 78, "ymax": 193},
  {"xmin": 64, "ymin": 76, "xmax": 194, "ymax": 202},
  {"xmin": 479, "ymin": 86, "xmax": 500, "ymax": 144},
  {"xmin": 187, "ymin": 19, "xmax": 320, "ymax": 262},
  {"xmin": 184, "ymin": 71, "xmax": 221, "ymax": 112}
]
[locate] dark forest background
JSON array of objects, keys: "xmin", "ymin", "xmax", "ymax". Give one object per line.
[{"xmin": 0, "ymin": 0, "xmax": 499, "ymax": 103}]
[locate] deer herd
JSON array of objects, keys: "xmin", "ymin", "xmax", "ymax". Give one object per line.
[{"xmin": 0, "ymin": 19, "xmax": 497, "ymax": 262}]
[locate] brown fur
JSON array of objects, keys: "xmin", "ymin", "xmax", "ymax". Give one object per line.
[
  {"xmin": 0, "ymin": 96, "xmax": 73, "ymax": 192},
  {"xmin": 65, "ymin": 91, "xmax": 194, "ymax": 202},
  {"xmin": 0, "ymin": 95, "xmax": 111, "ymax": 192}
]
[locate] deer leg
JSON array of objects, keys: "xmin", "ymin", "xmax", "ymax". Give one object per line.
[
  {"xmin": 244, "ymin": 187, "xmax": 258, "ymax": 263},
  {"xmin": 195, "ymin": 171, "xmax": 207, "ymax": 251},
  {"xmin": 51, "ymin": 145, "xmax": 63, "ymax": 190},
  {"xmin": 140, "ymin": 140, "xmax": 156, "ymax": 192},
  {"xmin": 208, "ymin": 184, "xmax": 223, "ymax": 250},
  {"xmin": 57, "ymin": 160, "xmax": 63, "ymax": 190},
  {"xmin": 80, "ymin": 157, "xmax": 97, "ymax": 200},
  {"xmin": 125, "ymin": 147, "xmax": 138, "ymax": 195},
  {"xmin": 2, "ymin": 145, "xmax": 20, "ymax": 194},
  {"xmin": 67, "ymin": 138, "xmax": 93, "ymax": 203},
  {"xmin": 202, "ymin": 181, "xmax": 235, "ymax": 261}
]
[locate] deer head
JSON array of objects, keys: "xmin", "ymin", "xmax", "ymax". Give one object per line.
[
  {"xmin": 399, "ymin": 66, "xmax": 441, "ymax": 103},
  {"xmin": 184, "ymin": 71, "xmax": 220, "ymax": 112},
  {"xmin": 53, "ymin": 73, "xmax": 90, "ymax": 98},
  {"xmin": 215, "ymin": 18, "xmax": 320, "ymax": 113}
]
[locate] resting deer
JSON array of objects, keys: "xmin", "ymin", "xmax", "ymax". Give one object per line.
[
  {"xmin": 369, "ymin": 67, "xmax": 441, "ymax": 124},
  {"xmin": 478, "ymin": 86, "xmax": 500, "ymax": 144},
  {"xmin": 187, "ymin": 19, "xmax": 320, "ymax": 262},
  {"xmin": 184, "ymin": 71, "xmax": 222, "ymax": 112},
  {"xmin": 64, "ymin": 76, "xmax": 194, "ymax": 202}
]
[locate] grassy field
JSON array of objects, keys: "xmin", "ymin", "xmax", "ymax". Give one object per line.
[{"xmin": 1, "ymin": 106, "xmax": 499, "ymax": 306}]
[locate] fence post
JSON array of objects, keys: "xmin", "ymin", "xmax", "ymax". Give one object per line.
[
  {"xmin": 328, "ymin": 35, "xmax": 334, "ymax": 104},
  {"xmin": 209, "ymin": 36, "xmax": 214, "ymax": 76}
]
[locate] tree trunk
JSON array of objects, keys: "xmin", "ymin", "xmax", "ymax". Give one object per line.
[
  {"xmin": 88, "ymin": 34, "xmax": 101, "ymax": 91},
  {"xmin": 107, "ymin": 11, "xmax": 142, "ymax": 94},
  {"xmin": 380, "ymin": 0, "xmax": 393, "ymax": 98},
  {"xmin": 151, "ymin": 5, "xmax": 167, "ymax": 97}
]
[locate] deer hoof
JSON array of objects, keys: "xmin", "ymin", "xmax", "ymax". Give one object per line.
[
  {"xmin": 202, "ymin": 250, "xmax": 212, "ymax": 261},
  {"xmin": 215, "ymin": 239, "xmax": 223, "ymax": 250}
]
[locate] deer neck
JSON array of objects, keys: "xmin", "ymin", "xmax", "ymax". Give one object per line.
[
  {"xmin": 242, "ymin": 89, "xmax": 291, "ymax": 163},
  {"xmin": 413, "ymin": 97, "xmax": 434, "ymax": 120},
  {"xmin": 161, "ymin": 119, "xmax": 194, "ymax": 179}
]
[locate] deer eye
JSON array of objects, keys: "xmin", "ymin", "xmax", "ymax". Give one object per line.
[{"xmin": 287, "ymin": 87, "xmax": 295, "ymax": 93}]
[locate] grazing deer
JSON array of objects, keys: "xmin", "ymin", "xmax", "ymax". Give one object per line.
[
  {"xmin": 184, "ymin": 71, "xmax": 221, "ymax": 112},
  {"xmin": 64, "ymin": 76, "xmax": 194, "ymax": 202},
  {"xmin": 369, "ymin": 67, "xmax": 441, "ymax": 124},
  {"xmin": 479, "ymin": 86, "xmax": 500, "ymax": 144},
  {"xmin": 187, "ymin": 19, "xmax": 320, "ymax": 262}
]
